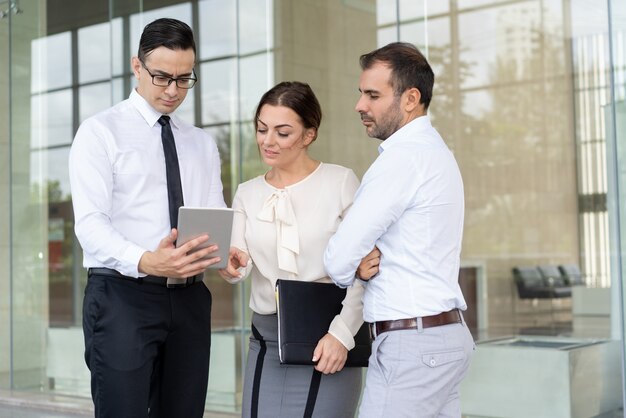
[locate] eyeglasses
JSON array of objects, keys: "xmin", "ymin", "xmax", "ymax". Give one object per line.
[{"xmin": 140, "ymin": 60, "xmax": 197, "ymax": 89}]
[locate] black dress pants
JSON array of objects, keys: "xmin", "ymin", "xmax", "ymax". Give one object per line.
[{"xmin": 83, "ymin": 273, "xmax": 212, "ymax": 418}]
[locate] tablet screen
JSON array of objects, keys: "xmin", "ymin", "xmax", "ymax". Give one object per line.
[{"xmin": 176, "ymin": 207, "xmax": 233, "ymax": 269}]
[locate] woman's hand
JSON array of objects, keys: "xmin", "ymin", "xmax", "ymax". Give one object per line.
[
  {"xmin": 357, "ymin": 246, "xmax": 381, "ymax": 281},
  {"xmin": 218, "ymin": 247, "xmax": 249, "ymax": 281},
  {"xmin": 312, "ymin": 333, "xmax": 348, "ymax": 374}
]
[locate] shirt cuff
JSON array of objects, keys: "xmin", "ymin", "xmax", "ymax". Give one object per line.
[
  {"xmin": 328, "ymin": 315, "xmax": 355, "ymax": 350},
  {"xmin": 117, "ymin": 244, "xmax": 147, "ymax": 278}
]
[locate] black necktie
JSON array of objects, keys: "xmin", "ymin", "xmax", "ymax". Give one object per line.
[{"xmin": 158, "ymin": 115, "xmax": 184, "ymax": 229}]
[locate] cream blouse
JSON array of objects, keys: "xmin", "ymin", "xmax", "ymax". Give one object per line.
[{"xmin": 227, "ymin": 163, "xmax": 365, "ymax": 349}]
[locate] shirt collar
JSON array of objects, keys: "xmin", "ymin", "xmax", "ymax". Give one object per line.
[
  {"xmin": 378, "ymin": 114, "xmax": 432, "ymax": 154},
  {"xmin": 129, "ymin": 89, "xmax": 180, "ymax": 129}
]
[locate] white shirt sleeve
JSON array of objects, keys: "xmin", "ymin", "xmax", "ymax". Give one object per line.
[
  {"xmin": 324, "ymin": 147, "xmax": 419, "ymax": 288},
  {"xmin": 69, "ymin": 119, "xmax": 147, "ymax": 277},
  {"xmin": 327, "ymin": 169, "xmax": 364, "ymax": 349}
]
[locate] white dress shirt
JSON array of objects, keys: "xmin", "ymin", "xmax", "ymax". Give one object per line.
[
  {"xmin": 324, "ymin": 115, "xmax": 467, "ymax": 323},
  {"xmin": 69, "ymin": 89, "xmax": 226, "ymax": 277},
  {"xmin": 226, "ymin": 163, "xmax": 365, "ymax": 349}
]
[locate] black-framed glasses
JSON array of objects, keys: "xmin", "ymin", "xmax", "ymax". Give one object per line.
[{"xmin": 140, "ymin": 60, "xmax": 197, "ymax": 89}]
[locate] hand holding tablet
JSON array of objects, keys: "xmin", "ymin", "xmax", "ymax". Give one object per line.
[{"xmin": 176, "ymin": 207, "xmax": 234, "ymax": 269}]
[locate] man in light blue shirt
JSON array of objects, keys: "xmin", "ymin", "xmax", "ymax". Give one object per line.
[{"xmin": 324, "ymin": 42, "xmax": 474, "ymax": 418}]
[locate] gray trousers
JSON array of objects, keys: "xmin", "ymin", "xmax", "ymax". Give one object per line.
[
  {"xmin": 358, "ymin": 318, "xmax": 474, "ymax": 418},
  {"xmin": 242, "ymin": 313, "xmax": 362, "ymax": 418}
]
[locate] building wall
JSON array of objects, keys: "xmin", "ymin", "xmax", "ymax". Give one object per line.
[{"xmin": 274, "ymin": 0, "xmax": 380, "ymax": 178}]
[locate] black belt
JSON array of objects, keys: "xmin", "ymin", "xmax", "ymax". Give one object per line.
[
  {"xmin": 369, "ymin": 309, "xmax": 462, "ymax": 339},
  {"xmin": 88, "ymin": 267, "xmax": 203, "ymax": 288}
]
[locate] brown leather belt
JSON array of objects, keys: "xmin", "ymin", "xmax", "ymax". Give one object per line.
[
  {"xmin": 88, "ymin": 267, "xmax": 203, "ymax": 288},
  {"xmin": 369, "ymin": 309, "xmax": 462, "ymax": 339}
]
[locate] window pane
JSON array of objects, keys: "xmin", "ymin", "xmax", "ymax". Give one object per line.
[
  {"xmin": 31, "ymin": 32, "xmax": 72, "ymax": 93},
  {"xmin": 376, "ymin": 0, "xmax": 397, "ymax": 25},
  {"xmin": 200, "ymin": 59, "xmax": 238, "ymax": 125},
  {"xmin": 199, "ymin": 0, "xmax": 237, "ymax": 59},
  {"xmin": 30, "ymin": 90, "xmax": 73, "ymax": 148},
  {"xmin": 459, "ymin": 3, "xmax": 544, "ymax": 89},
  {"xmin": 240, "ymin": 52, "xmax": 273, "ymax": 121},
  {"xmin": 79, "ymin": 83, "xmax": 112, "ymax": 123},
  {"xmin": 377, "ymin": 26, "xmax": 397, "ymax": 47},
  {"xmin": 78, "ymin": 22, "xmax": 112, "ymax": 83},
  {"xmin": 176, "ymin": 87, "xmax": 196, "ymax": 125},
  {"xmin": 399, "ymin": 0, "xmax": 449, "ymax": 18},
  {"xmin": 112, "ymin": 77, "xmax": 125, "ymax": 104},
  {"xmin": 111, "ymin": 18, "xmax": 124, "ymax": 76},
  {"xmin": 30, "ymin": 147, "xmax": 72, "ymax": 200},
  {"xmin": 239, "ymin": 0, "xmax": 274, "ymax": 54},
  {"xmin": 459, "ymin": 0, "xmax": 513, "ymax": 9},
  {"xmin": 240, "ymin": 120, "xmax": 265, "ymax": 182},
  {"xmin": 205, "ymin": 125, "xmax": 233, "ymax": 203}
]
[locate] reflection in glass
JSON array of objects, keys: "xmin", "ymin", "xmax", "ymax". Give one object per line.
[
  {"xmin": 30, "ymin": 90, "xmax": 73, "ymax": 148},
  {"xmin": 176, "ymin": 87, "xmax": 196, "ymax": 125},
  {"xmin": 239, "ymin": 0, "xmax": 274, "ymax": 55},
  {"xmin": 573, "ymin": 29, "xmax": 612, "ymax": 286},
  {"xmin": 239, "ymin": 52, "xmax": 273, "ymax": 121},
  {"xmin": 199, "ymin": 0, "xmax": 237, "ymax": 59},
  {"xmin": 111, "ymin": 18, "xmax": 124, "ymax": 76},
  {"xmin": 31, "ymin": 32, "xmax": 72, "ymax": 93},
  {"xmin": 205, "ymin": 125, "xmax": 233, "ymax": 202},
  {"xmin": 399, "ymin": 0, "xmax": 449, "ymax": 19},
  {"xmin": 30, "ymin": 147, "xmax": 72, "ymax": 202},
  {"xmin": 112, "ymin": 78, "xmax": 125, "ymax": 105},
  {"xmin": 458, "ymin": 0, "xmax": 512, "ymax": 9},
  {"xmin": 79, "ymin": 83, "xmax": 112, "ymax": 123},
  {"xmin": 78, "ymin": 22, "xmax": 112, "ymax": 83},
  {"xmin": 239, "ymin": 120, "xmax": 266, "ymax": 182},
  {"xmin": 458, "ymin": 3, "xmax": 545, "ymax": 89},
  {"xmin": 201, "ymin": 59, "xmax": 238, "ymax": 125},
  {"xmin": 376, "ymin": 0, "xmax": 397, "ymax": 26},
  {"xmin": 377, "ymin": 26, "xmax": 397, "ymax": 48}
]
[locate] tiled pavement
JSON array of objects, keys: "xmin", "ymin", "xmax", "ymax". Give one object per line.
[{"xmin": 0, "ymin": 390, "xmax": 237, "ymax": 418}]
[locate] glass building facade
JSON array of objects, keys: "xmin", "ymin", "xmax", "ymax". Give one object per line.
[{"xmin": 0, "ymin": 0, "xmax": 625, "ymax": 416}]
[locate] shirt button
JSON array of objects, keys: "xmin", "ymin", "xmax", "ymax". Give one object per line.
[{"xmin": 430, "ymin": 358, "xmax": 436, "ymax": 366}]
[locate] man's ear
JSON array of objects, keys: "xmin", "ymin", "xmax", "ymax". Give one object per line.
[
  {"xmin": 403, "ymin": 87, "xmax": 422, "ymax": 113},
  {"xmin": 131, "ymin": 56, "xmax": 142, "ymax": 79}
]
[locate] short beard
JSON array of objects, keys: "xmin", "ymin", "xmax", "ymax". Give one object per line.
[{"xmin": 368, "ymin": 96, "xmax": 403, "ymax": 140}]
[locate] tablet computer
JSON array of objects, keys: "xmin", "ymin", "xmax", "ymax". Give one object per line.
[{"xmin": 176, "ymin": 207, "xmax": 234, "ymax": 269}]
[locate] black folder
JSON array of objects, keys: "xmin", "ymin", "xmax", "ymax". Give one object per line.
[{"xmin": 275, "ymin": 279, "xmax": 371, "ymax": 367}]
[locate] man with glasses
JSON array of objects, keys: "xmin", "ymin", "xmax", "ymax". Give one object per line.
[{"xmin": 69, "ymin": 18, "xmax": 225, "ymax": 417}]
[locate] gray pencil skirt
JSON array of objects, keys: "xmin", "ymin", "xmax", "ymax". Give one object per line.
[{"xmin": 241, "ymin": 312, "xmax": 362, "ymax": 418}]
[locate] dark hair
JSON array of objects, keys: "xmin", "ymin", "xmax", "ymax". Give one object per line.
[
  {"xmin": 138, "ymin": 18, "xmax": 196, "ymax": 62},
  {"xmin": 254, "ymin": 81, "xmax": 322, "ymax": 142},
  {"xmin": 360, "ymin": 42, "xmax": 434, "ymax": 110}
]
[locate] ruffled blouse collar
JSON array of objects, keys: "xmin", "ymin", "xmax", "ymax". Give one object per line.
[{"xmin": 256, "ymin": 163, "xmax": 323, "ymax": 275}]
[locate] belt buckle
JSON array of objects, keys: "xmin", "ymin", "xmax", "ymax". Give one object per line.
[{"xmin": 166, "ymin": 278, "xmax": 187, "ymax": 288}]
